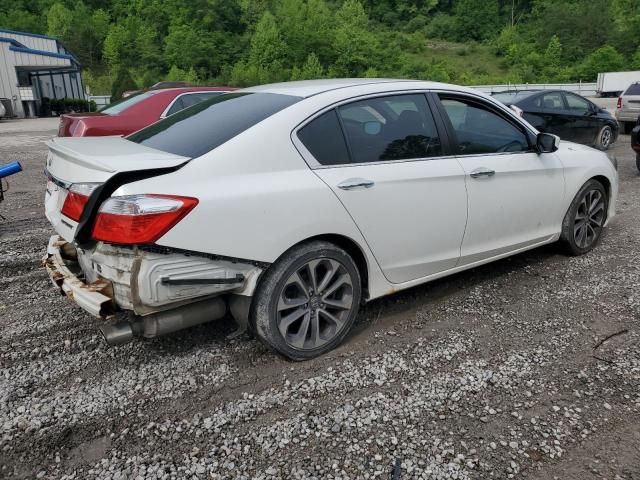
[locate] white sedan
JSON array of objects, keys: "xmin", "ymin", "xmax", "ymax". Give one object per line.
[{"xmin": 43, "ymin": 79, "xmax": 618, "ymax": 360}]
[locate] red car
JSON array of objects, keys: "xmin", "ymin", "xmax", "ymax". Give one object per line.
[{"xmin": 58, "ymin": 87, "xmax": 232, "ymax": 137}]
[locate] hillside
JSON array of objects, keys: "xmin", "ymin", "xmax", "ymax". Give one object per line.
[{"xmin": 1, "ymin": 0, "xmax": 639, "ymax": 97}]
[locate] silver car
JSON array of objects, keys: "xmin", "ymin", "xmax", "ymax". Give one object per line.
[{"xmin": 615, "ymin": 82, "xmax": 640, "ymax": 133}]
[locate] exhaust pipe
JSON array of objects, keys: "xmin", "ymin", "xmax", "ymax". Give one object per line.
[
  {"xmin": 101, "ymin": 297, "xmax": 228, "ymax": 345},
  {"xmin": 142, "ymin": 297, "xmax": 227, "ymax": 338},
  {"xmin": 100, "ymin": 321, "xmax": 134, "ymax": 345}
]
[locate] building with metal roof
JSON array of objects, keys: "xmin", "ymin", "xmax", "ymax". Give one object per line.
[{"xmin": 0, "ymin": 29, "xmax": 85, "ymax": 118}]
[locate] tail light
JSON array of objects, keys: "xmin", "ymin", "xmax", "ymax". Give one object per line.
[
  {"xmin": 92, "ymin": 194, "xmax": 198, "ymax": 244},
  {"xmin": 617, "ymin": 97, "xmax": 622, "ymax": 109},
  {"xmin": 61, "ymin": 183, "xmax": 100, "ymax": 221}
]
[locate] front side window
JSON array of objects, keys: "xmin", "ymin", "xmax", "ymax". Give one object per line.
[
  {"xmin": 128, "ymin": 92, "xmax": 300, "ymax": 158},
  {"xmin": 337, "ymin": 94, "xmax": 442, "ymax": 163},
  {"xmin": 439, "ymin": 95, "xmax": 529, "ymax": 155},
  {"xmin": 564, "ymin": 93, "xmax": 591, "ymax": 114}
]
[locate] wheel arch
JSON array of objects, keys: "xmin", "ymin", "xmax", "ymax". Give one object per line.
[
  {"xmin": 591, "ymin": 174, "xmax": 612, "ymax": 202},
  {"xmin": 291, "ymin": 233, "xmax": 371, "ymax": 299}
]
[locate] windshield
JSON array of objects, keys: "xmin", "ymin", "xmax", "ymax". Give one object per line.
[
  {"xmin": 99, "ymin": 92, "xmax": 154, "ymax": 115},
  {"xmin": 127, "ymin": 92, "xmax": 301, "ymax": 158}
]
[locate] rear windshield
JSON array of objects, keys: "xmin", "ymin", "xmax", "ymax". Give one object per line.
[
  {"xmin": 624, "ymin": 83, "xmax": 640, "ymax": 95},
  {"xmin": 127, "ymin": 92, "xmax": 300, "ymax": 158},
  {"xmin": 491, "ymin": 91, "xmax": 538, "ymax": 104},
  {"xmin": 100, "ymin": 92, "xmax": 154, "ymax": 115}
]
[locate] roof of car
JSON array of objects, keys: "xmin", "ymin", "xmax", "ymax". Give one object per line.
[
  {"xmin": 242, "ymin": 78, "xmax": 479, "ymax": 98},
  {"xmin": 152, "ymin": 86, "xmax": 233, "ymax": 94}
]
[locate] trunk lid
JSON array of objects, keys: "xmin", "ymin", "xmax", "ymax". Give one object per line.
[
  {"xmin": 45, "ymin": 136, "xmax": 189, "ymax": 241},
  {"xmin": 58, "ymin": 112, "xmax": 106, "ymax": 137}
]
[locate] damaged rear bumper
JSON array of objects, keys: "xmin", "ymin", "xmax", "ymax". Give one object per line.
[{"xmin": 43, "ymin": 235, "xmax": 263, "ymax": 343}]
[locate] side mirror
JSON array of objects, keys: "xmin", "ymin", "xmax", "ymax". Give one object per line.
[{"xmin": 536, "ymin": 132, "xmax": 560, "ymax": 153}]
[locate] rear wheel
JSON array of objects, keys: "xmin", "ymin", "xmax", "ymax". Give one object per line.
[
  {"xmin": 623, "ymin": 122, "xmax": 634, "ymax": 134},
  {"xmin": 560, "ymin": 180, "xmax": 608, "ymax": 256},
  {"xmin": 252, "ymin": 241, "xmax": 361, "ymax": 361},
  {"xmin": 594, "ymin": 125, "xmax": 613, "ymax": 150},
  {"xmin": 636, "ymin": 154, "xmax": 640, "ymax": 173}
]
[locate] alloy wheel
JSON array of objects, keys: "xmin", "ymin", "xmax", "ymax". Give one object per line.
[
  {"xmin": 276, "ymin": 258, "xmax": 354, "ymax": 351},
  {"xmin": 573, "ymin": 189, "xmax": 605, "ymax": 249},
  {"xmin": 600, "ymin": 127, "xmax": 612, "ymax": 148}
]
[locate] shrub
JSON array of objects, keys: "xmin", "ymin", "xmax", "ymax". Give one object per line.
[{"xmin": 48, "ymin": 98, "xmax": 92, "ymax": 115}]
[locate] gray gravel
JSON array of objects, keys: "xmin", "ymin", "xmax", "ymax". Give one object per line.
[{"xmin": 1, "ymin": 117, "xmax": 639, "ymax": 479}]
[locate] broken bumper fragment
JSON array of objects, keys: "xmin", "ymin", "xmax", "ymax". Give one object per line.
[{"xmin": 44, "ymin": 235, "xmax": 115, "ymax": 318}]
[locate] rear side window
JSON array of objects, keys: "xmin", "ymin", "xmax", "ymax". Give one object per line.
[
  {"xmin": 128, "ymin": 93, "xmax": 300, "ymax": 158},
  {"xmin": 624, "ymin": 83, "xmax": 640, "ymax": 95},
  {"xmin": 297, "ymin": 110, "xmax": 350, "ymax": 166},
  {"xmin": 439, "ymin": 95, "xmax": 529, "ymax": 155},
  {"xmin": 338, "ymin": 94, "xmax": 442, "ymax": 163}
]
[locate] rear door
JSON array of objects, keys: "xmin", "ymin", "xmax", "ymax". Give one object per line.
[
  {"xmin": 301, "ymin": 93, "xmax": 468, "ymax": 284},
  {"xmin": 434, "ymin": 93, "xmax": 565, "ymax": 265}
]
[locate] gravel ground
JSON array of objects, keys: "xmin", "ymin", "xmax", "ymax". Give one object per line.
[{"xmin": 0, "ymin": 116, "xmax": 639, "ymax": 480}]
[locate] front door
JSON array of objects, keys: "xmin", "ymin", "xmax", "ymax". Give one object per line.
[
  {"xmin": 297, "ymin": 93, "xmax": 468, "ymax": 284},
  {"xmin": 562, "ymin": 92, "xmax": 599, "ymax": 144},
  {"xmin": 436, "ymin": 94, "xmax": 565, "ymax": 265}
]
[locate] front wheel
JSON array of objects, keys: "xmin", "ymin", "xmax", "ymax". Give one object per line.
[
  {"xmin": 252, "ymin": 241, "xmax": 362, "ymax": 361},
  {"xmin": 560, "ymin": 180, "xmax": 608, "ymax": 256},
  {"xmin": 594, "ymin": 125, "xmax": 613, "ymax": 150}
]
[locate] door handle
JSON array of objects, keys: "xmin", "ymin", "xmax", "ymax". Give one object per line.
[
  {"xmin": 337, "ymin": 178, "xmax": 375, "ymax": 190},
  {"xmin": 470, "ymin": 168, "xmax": 495, "ymax": 179}
]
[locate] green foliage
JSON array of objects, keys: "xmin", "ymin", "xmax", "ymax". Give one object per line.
[
  {"xmin": 452, "ymin": 0, "xmax": 501, "ymax": 42},
  {"xmin": 49, "ymin": 98, "xmax": 94, "ymax": 114},
  {"xmin": 578, "ymin": 45, "xmax": 626, "ymax": 81},
  {"xmin": 291, "ymin": 53, "xmax": 324, "ymax": 80},
  {"xmin": 1, "ymin": 0, "xmax": 639, "ymax": 92},
  {"xmin": 331, "ymin": 0, "xmax": 379, "ymax": 77},
  {"xmin": 110, "ymin": 68, "xmax": 137, "ymax": 101},
  {"xmin": 166, "ymin": 65, "xmax": 199, "ymax": 83}
]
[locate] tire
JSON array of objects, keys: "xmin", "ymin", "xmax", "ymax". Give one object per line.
[
  {"xmin": 622, "ymin": 122, "xmax": 634, "ymax": 134},
  {"xmin": 560, "ymin": 179, "xmax": 608, "ymax": 256},
  {"xmin": 251, "ymin": 241, "xmax": 362, "ymax": 361},
  {"xmin": 594, "ymin": 125, "xmax": 613, "ymax": 150},
  {"xmin": 636, "ymin": 154, "xmax": 640, "ymax": 173}
]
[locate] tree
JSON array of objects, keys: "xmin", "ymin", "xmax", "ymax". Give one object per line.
[
  {"xmin": 331, "ymin": 0, "xmax": 379, "ymax": 76},
  {"xmin": 452, "ymin": 0, "xmax": 501, "ymax": 42},
  {"xmin": 248, "ymin": 11, "xmax": 286, "ymax": 69},
  {"xmin": 110, "ymin": 67, "xmax": 137, "ymax": 101},
  {"xmin": 578, "ymin": 45, "xmax": 625, "ymax": 81},
  {"xmin": 291, "ymin": 53, "xmax": 324, "ymax": 80}
]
